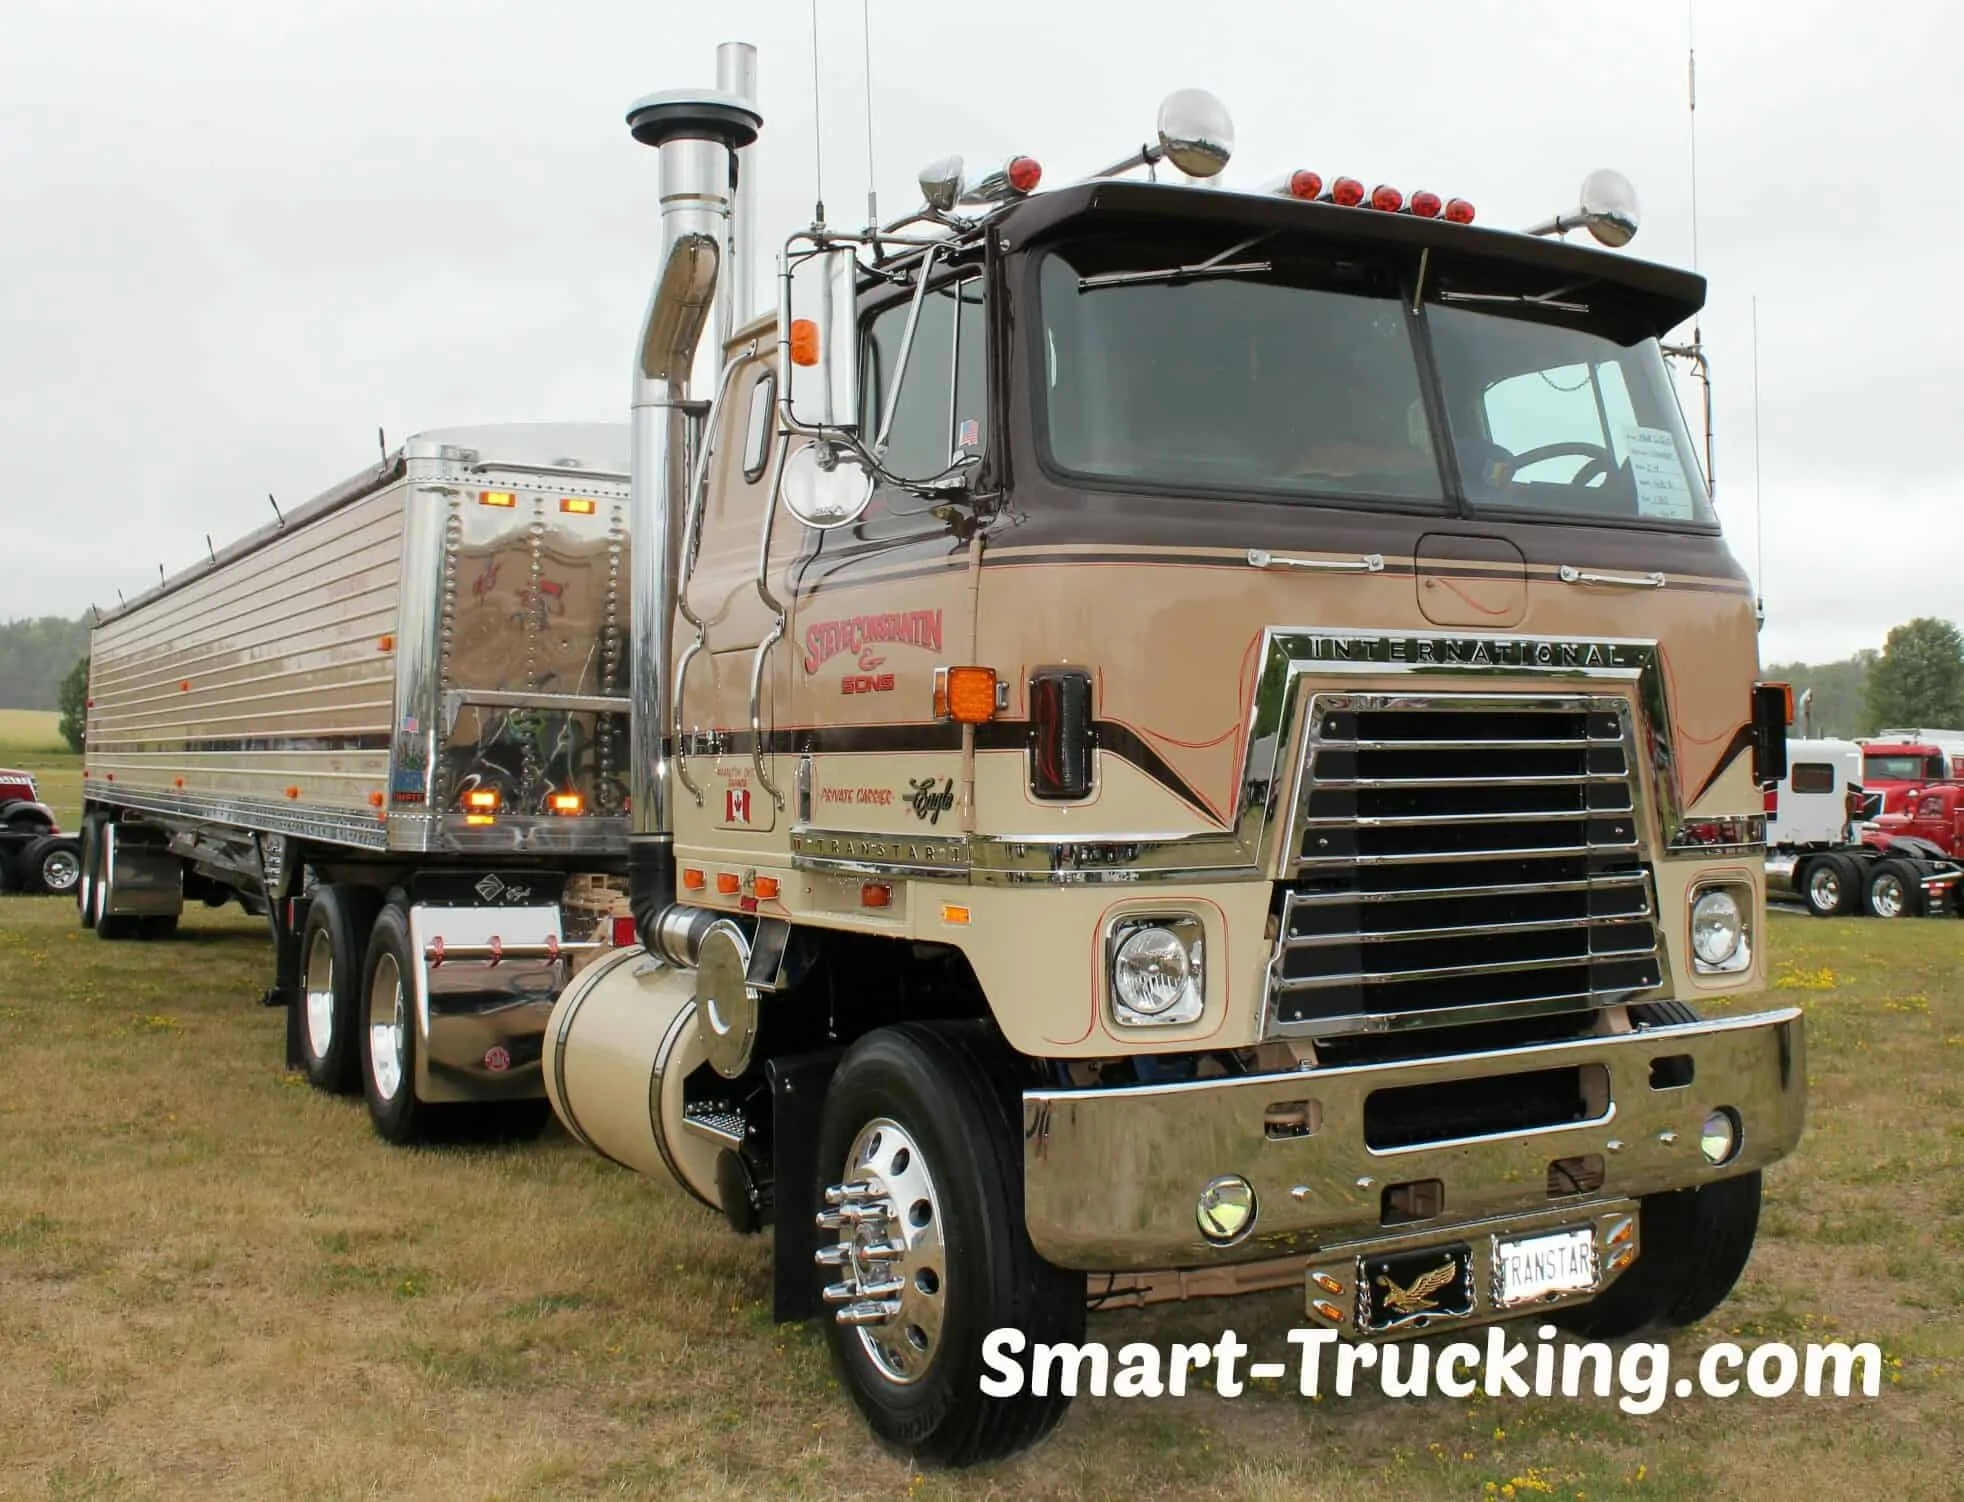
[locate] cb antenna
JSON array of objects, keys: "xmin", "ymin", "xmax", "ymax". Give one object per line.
[
  {"xmin": 862, "ymin": 0, "xmax": 879, "ymax": 231},
  {"xmin": 1752, "ymin": 296, "xmax": 1765, "ymax": 629},
  {"xmin": 808, "ymin": 0, "xmax": 827, "ymax": 227}
]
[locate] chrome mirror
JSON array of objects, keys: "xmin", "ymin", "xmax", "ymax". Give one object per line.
[
  {"xmin": 779, "ymin": 440, "xmax": 874, "ymax": 530},
  {"xmin": 1156, "ymin": 88, "xmax": 1234, "ymax": 178},
  {"xmin": 1525, "ymin": 168, "xmax": 1641, "ymax": 247},
  {"xmin": 784, "ymin": 243, "xmax": 860, "ymax": 430},
  {"xmin": 918, "ymin": 155, "xmax": 966, "ymax": 212},
  {"xmin": 1576, "ymin": 168, "xmax": 1640, "ymax": 247}
]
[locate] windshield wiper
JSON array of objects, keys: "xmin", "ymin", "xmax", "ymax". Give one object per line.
[
  {"xmin": 1078, "ymin": 232, "xmax": 1274, "ymax": 291},
  {"xmin": 1436, "ymin": 281, "xmax": 1592, "ymax": 315}
]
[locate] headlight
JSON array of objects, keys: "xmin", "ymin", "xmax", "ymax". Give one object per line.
[
  {"xmin": 1689, "ymin": 886, "xmax": 1751, "ymax": 974},
  {"xmin": 1109, "ymin": 916, "xmax": 1205, "ymax": 1026}
]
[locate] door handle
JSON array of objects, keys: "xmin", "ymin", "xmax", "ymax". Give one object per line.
[
  {"xmin": 1557, "ymin": 564, "xmax": 1666, "ymax": 589},
  {"xmin": 1246, "ymin": 548, "xmax": 1386, "ymax": 574}
]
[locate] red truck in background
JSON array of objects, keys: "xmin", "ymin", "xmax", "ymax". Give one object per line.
[
  {"xmin": 1859, "ymin": 731, "xmax": 1964, "ymax": 815},
  {"xmin": 1869, "ymin": 782, "xmax": 1964, "ymax": 866},
  {"xmin": 0, "ymin": 767, "xmax": 81, "ymax": 896}
]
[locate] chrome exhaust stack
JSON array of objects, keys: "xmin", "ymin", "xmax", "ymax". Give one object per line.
[{"xmin": 623, "ymin": 59, "xmax": 762, "ymax": 940}]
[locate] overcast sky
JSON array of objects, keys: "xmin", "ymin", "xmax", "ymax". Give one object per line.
[{"xmin": 2, "ymin": 0, "xmax": 1955, "ymax": 663}]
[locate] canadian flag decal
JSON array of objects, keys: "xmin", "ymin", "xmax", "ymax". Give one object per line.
[{"xmin": 725, "ymin": 786, "xmax": 751, "ymax": 825}]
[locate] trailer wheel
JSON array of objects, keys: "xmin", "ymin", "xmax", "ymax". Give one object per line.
[
  {"xmin": 298, "ymin": 886, "xmax": 381, "ymax": 1093},
  {"xmin": 1800, "ymin": 855, "xmax": 1857, "ymax": 918},
  {"xmin": 360, "ymin": 903, "xmax": 429, "ymax": 1144},
  {"xmin": 78, "ymin": 817, "xmax": 102, "ymax": 928},
  {"xmin": 93, "ymin": 825, "xmax": 139, "ymax": 941},
  {"xmin": 1865, "ymin": 859, "xmax": 1922, "ymax": 918},
  {"xmin": 814, "ymin": 1022, "xmax": 1083, "ymax": 1467}
]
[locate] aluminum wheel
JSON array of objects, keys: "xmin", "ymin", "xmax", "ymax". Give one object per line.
[
  {"xmin": 1806, "ymin": 863, "xmax": 1841, "ymax": 912},
  {"xmin": 38, "ymin": 846, "xmax": 80, "ymax": 894},
  {"xmin": 817, "ymin": 1117, "xmax": 948, "ymax": 1386},
  {"xmin": 368, "ymin": 952, "xmax": 407, "ymax": 1102},
  {"xmin": 1870, "ymin": 871, "xmax": 1907, "ymax": 918},
  {"xmin": 304, "ymin": 925, "xmax": 338, "ymax": 1061}
]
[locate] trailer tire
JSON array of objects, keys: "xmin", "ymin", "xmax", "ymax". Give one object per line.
[
  {"xmin": 78, "ymin": 817, "xmax": 102, "ymax": 928},
  {"xmin": 93, "ymin": 825, "xmax": 139, "ymax": 941},
  {"xmin": 1799, "ymin": 854, "xmax": 1858, "ymax": 918},
  {"xmin": 360, "ymin": 903, "xmax": 431, "ymax": 1144},
  {"xmin": 1865, "ymin": 859, "xmax": 1922, "ymax": 919},
  {"xmin": 298, "ymin": 886, "xmax": 381, "ymax": 1093},
  {"xmin": 814, "ymin": 1021, "xmax": 1083, "ymax": 1468}
]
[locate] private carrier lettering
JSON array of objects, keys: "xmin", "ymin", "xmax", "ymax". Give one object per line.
[{"xmin": 802, "ymin": 609, "xmax": 944, "ymax": 674}]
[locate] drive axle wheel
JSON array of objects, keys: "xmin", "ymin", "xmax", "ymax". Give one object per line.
[
  {"xmin": 1801, "ymin": 855, "xmax": 1855, "ymax": 918},
  {"xmin": 815, "ymin": 1023, "xmax": 1083, "ymax": 1467},
  {"xmin": 1866, "ymin": 859, "xmax": 1922, "ymax": 919}
]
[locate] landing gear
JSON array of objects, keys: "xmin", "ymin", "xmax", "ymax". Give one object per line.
[{"xmin": 814, "ymin": 1023, "xmax": 1083, "ymax": 1467}]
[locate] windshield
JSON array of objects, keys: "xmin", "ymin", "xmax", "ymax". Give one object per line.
[
  {"xmin": 1864, "ymin": 754, "xmax": 1943, "ymax": 781},
  {"xmin": 1037, "ymin": 239, "xmax": 1443, "ymax": 505},
  {"xmin": 1033, "ymin": 236, "xmax": 1713, "ymax": 526}
]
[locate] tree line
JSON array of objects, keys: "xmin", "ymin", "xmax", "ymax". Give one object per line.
[{"xmin": 1769, "ymin": 617, "xmax": 1964, "ymax": 740}]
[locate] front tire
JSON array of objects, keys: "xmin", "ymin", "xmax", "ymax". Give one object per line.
[
  {"xmin": 815, "ymin": 1022, "xmax": 1084, "ymax": 1467},
  {"xmin": 298, "ymin": 886, "xmax": 381, "ymax": 1094},
  {"xmin": 1800, "ymin": 854, "xmax": 1856, "ymax": 918},
  {"xmin": 1555, "ymin": 1172, "xmax": 1762, "ymax": 1340},
  {"xmin": 359, "ymin": 903, "xmax": 428, "ymax": 1144}
]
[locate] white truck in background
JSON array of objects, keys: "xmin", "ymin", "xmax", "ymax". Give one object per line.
[{"xmin": 1765, "ymin": 737, "xmax": 1960, "ymax": 918}]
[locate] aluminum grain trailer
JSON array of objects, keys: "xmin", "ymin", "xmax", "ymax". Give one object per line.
[{"xmin": 79, "ymin": 423, "xmax": 634, "ymax": 1141}]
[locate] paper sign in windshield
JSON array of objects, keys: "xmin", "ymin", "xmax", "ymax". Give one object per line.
[{"xmin": 1623, "ymin": 425, "xmax": 1696, "ymax": 520}]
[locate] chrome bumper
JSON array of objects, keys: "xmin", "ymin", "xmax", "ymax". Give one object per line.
[{"xmin": 1022, "ymin": 1007, "xmax": 1805, "ymax": 1271}]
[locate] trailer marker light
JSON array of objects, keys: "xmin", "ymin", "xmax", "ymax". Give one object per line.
[
  {"xmin": 610, "ymin": 914, "xmax": 639, "ymax": 947},
  {"xmin": 560, "ymin": 497, "xmax": 597, "ymax": 515},
  {"xmin": 1409, "ymin": 189, "xmax": 1443, "ymax": 219},
  {"xmin": 683, "ymin": 867, "xmax": 706, "ymax": 891},
  {"xmin": 934, "ymin": 665, "xmax": 999, "ymax": 724},
  {"xmin": 789, "ymin": 319, "xmax": 821, "ymax": 367},
  {"xmin": 549, "ymin": 792, "xmax": 584, "ymax": 814},
  {"xmin": 464, "ymin": 789, "xmax": 501, "ymax": 812},
  {"xmin": 368, "ymin": 791, "xmax": 384, "ymax": 808},
  {"xmin": 861, "ymin": 882, "xmax": 892, "ymax": 909},
  {"xmin": 1445, "ymin": 196, "xmax": 1476, "ymax": 224},
  {"xmin": 465, "ymin": 814, "xmax": 495, "ymax": 826},
  {"xmin": 753, "ymin": 875, "xmax": 781, "ymax": 900},
  {"xmin": 377, "ymin": 634, "xmax": 394, "ymax": 652},
  {"xmin": 1331, "ymin": 176, "xmax": 1365, "ymax": 207},
  {"xmin": 180, "ymin": 680, "xmax": 191, "ymax": 692},
  {"xmin": 715, "ymin": 872, "xmax": 741, "ymax": 895},
  {"xmin": 1369, "ymin": 183, "xmax": 1403, "ymax": 212},
  {"xmin": 1287, "ymin": 169, "xmax": 1323, "ymax": 200},
  {"xmin": 174, "ymin": 777, "xmax": 185, "ymax": 788},
  {"xmin": 1007, "ymin": 154, "xmax": 1043, "ymax": 193},
  {"xmin": 480, "ymin": 490, "xmax": 517, "ymax": 507},
  {"xmin": 285, "ymin": 786, "xmax": 300, "ymax": 800}
]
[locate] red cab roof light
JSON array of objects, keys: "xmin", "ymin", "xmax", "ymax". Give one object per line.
[
  {"xmin": 1444, "ymin": 197, "xmax": 1476, "ymax": 224},
  {"xmin": 1409, "ymin": 189, "xmax": 1443, "ymax": 219},
  {"xmin": 1369, "ymin": 183, "xmax": 1403, "ymax": 213},
  {"xmin": 1286, "ymin": 169, "xmax": 1323, "ymax": 200},
  {"xmin": 1330, "ymin": 176, "xmax": 1365, "ymax": 207},
  {"xmin": 1006, "ymin": 155, "xmax": 1043, "ymax": 193}
]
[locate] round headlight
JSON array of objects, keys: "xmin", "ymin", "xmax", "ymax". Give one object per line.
[
  {"xmin": 1700, "ymin": 1107, "xmax": 1741, "ymax": 1165},
  {"xmin": 1690, "ymin": 888, "xmax": 1744, "ymax": 967},
  {"xmin": 1113, "ymin": 925, "xmax": 1193, "ymax": 1016}
]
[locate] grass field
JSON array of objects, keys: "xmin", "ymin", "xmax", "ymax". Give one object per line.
[
  {"xmin": 0, "ymin": 709, "xmax": 81, "ymax": 830},
  {"xmin": 0, "ymin": 899, "xmax": 1958, "ymax": 1499}
]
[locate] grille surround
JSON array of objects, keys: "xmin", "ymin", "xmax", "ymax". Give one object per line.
[{"xmin": 1264, "ymin": 691, "xmax": 1665, "ymax": 1039}]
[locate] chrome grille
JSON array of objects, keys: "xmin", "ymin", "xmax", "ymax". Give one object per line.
[{"xmin": 1267, "ymin": 693, "xmax": 1662, "ymax": 1037}]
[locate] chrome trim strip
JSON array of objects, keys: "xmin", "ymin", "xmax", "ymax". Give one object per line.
[
  {"xmin": 1272, "ymin": 945, "xmax": 1657, "ymax": 994},
  {"xmin": 1284, "ymin": 872, "xmax": 1648, "ymax": 906},
  {"xmin": 1282, "ymin": 906, "xmax": 1652, "ymax": 949}
]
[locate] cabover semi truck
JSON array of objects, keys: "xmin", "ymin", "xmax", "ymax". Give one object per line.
[
  {"xmin": 535, "ymin": 42, "xmax": 1807, "ymax": 1464},
  {"xmin": 78, "ymin": 423, "xmax": 633, "ymax": 1140}
]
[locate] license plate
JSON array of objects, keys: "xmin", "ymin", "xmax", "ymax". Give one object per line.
[
  {"xmin": 1357, "ymin": 1241, "xmax": 1475, "ymax": 1332},
  {"xmin": 1494, "ymin": 1227, "xmax": 1599, "ymax": 1308}
]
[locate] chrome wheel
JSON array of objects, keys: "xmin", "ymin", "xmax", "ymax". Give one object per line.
[
  {"xmin": 818, "ymin": 1117, "xmax": 948, "ymax": 1385},
  {"xmin": 1870, "ymin": 872, "xmax": 1907, "ymax": 918},
  {"xmin": 39, "ymin": 847, "xmax": 80, "ymax": 894},
  {"xmin": 304, "ymin": 925, "xmax": 337, "ymax": 1061},
  {"xmin": 1806, "ymin": 864, "xmax": 1841, "ymax": 912},
  {"xmin": 368, "ymin": 952, "xmax": 407, "ymax": 1101}
]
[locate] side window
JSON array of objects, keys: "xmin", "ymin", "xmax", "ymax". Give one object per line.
[
  {"xmin": 742, "ymin": 370, "xmax": 776, "ymax": 483},
  {"xmin": 1789, "ymin": 763, "xmax": 1835, "ymax": 795},
  {"xmin": 861, "ymin": 274, "xmax": 987, "ymax": 482},
  {"xmin": 1919, "ymin": 795, "xmax": 1945, "ymax": 818}
]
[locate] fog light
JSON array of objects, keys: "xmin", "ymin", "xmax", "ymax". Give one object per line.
[
  {"xmin": 1197, "ymin": 1175, "xmax": 1256, "ymax": 1244},
  {"xmin": 1690, "ymin": 887, "xmax": 1748, "ymax": 972},
  {"xmin": 1700, "ymin": 1107, "xmax": 1741, "ymax": 1165}
]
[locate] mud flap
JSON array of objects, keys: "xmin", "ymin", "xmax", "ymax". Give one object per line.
[{"xmin": 770, "ymin": 1048, "xmax": 842, "ymax": 1323}]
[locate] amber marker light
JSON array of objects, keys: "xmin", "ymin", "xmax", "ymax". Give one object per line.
[
  {"xmin": 789, "ymin": 318, "xmax": 821, "ymax": 366},
  {"xmin": 934, "ymin": 665, "xmax": 1000, "ymax": 724},
  {"xmin": 861, "ymin": 883, "xmax": 892, "ymax": 909},
  {"xmin": 941, "ymin": 904, "xmax": 971, "ymax": 926},
  {"xmin": 464, "ymin": 788, "xmax": 501, "ymax": 812},
  {"xmin": 753, "ymin": 876, "xmax": 781, "ymax": 900},
  {"xmin": 559, "ymin": 497, "xmax": 597, "ymax": 515},
  {"xmin": 480, "ymin": 490, "xmax": 517, "ymax": 507},
  {"xmin": 715, "ymin": 872, "xmax": 741, "ymax": 895},
  {"xmin": 682, "ymin": 868, "xmax": 706, "ymax": 891},
  {"xmin": 549, "ymin": 792, "xmax": 584, "ymax": 814}
]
